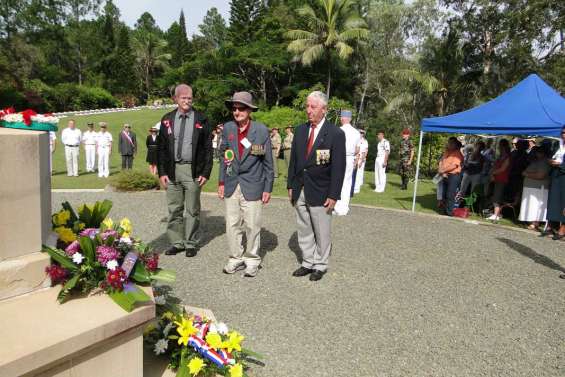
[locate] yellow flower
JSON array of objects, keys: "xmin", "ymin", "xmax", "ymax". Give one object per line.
[
  {"xmin": 205, "ymin": 332, "xmax": 223, "ymax": 350},
  {"xmin": 187, "ymin": 357, "xmax": 205, "ymax": 376},
  {"xmin": 229, "ymin": 363, "xmax": 243, "ymax": 377},
  {"xmin": 223, "ymin": 331, "xmax": 244, "ymax": 353},
  {"xmin": 54, "ymin": 226, "xmax": 76, "ymax": 243},
  {"xmin": 119, "ymin": 217, "xmax": 132, "ymax": 237},
  {"xmin": 53, "ymin": 210, "xmax": 71, "ymax": 226},
  {"xmin": 77, "ymin": 222, "xmax": 85, "ymax": 230},
  {"xmin": 174, "ymin": 318, "xmax": 198, "ymax": 346},
  {"xmin": 102, "ymin": 217, "xmax": 114, "ymax": 230}
]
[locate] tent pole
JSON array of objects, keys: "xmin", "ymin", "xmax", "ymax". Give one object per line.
[{"xmin": 411, "ymin": 131, "xmax": 424, "ymax": 213}]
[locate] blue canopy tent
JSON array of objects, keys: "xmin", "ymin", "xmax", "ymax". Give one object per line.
[{"xmin": 411, "ymin": 73, "xmax": 565, "ymax": 212}]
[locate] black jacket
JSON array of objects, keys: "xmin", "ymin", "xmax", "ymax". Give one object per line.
[
  {"xmin": 287, "ymin": 119, "xmax": 346, "ymax": 206},
  {"xmin": 157, "ymin": 109, "xmax": 213, "ymax": 181}
]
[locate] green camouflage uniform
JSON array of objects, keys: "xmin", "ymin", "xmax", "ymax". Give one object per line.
[{"xmin": 398, "ymin": 138, "xmax": 414, "ymax": 189}]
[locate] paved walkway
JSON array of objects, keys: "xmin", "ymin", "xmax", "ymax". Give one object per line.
[{"xmin": 53, "ymin": 191, "xmax": 565, "ymax": 377}]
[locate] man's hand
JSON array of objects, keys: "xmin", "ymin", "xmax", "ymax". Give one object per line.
[
  {"xmin": 262, "ymin": 192, "xmax": 271, "ymax": 204},
  {"xmin": 159, "ymin": 175, "xmax": 170, "ymax": 189},
  {"xmin": 549, "ymin": 159, "xmax": 561, "ymax": 167},
  {"xmin": 218, "ymin": 185, "xmax": 224, "ymax": 199},
  {"xmin": 383, "ymin": 162, "xmax": 387, "ymax": 168},
  {"xmin": 197, "ymin": 176, "xmax": 208, "ymax": 187},
  {"xmin": 323, "ymin": 198, "xmax": 337, "ymax": 214}
]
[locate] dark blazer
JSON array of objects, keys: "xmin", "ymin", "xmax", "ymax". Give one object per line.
[
  {"xmin": 218, "ymin": 121, "xmax": 274, "ymax": 201},
  {"xmin": 287, "ymin": 119, "xmax": 346, "ymax": 206},
  {"xmin": 118, "ymin": 131, "xmax": 137, "ymax": 155},
  {"xmin": 157, "ymin": 109, "xmax": 213, "ymax": 181}
]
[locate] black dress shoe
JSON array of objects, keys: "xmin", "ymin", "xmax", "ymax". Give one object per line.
[
  {"xmin": 185, "ymin": 248, "xmax": 198, "ymax": 257},
  {"xmin": 292, "ymin": 266, "xmax": 313, "ymax": 277},
  {"xmin": 164, "ymin": 246, "xmax": 183, "ymax": 255},
  {"xmin": 309, "ymin": 270, "xmax": 326, "ymax": 281}
]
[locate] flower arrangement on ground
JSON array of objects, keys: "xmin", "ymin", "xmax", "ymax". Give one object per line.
[
  {"xmin": 43, "ymin": 200, "xmax": 175, "ymax": 312},
  {"xmin": 144, "ymin": 297, "xmax": 262, "ymax": 377},
  {"xmin": 0, "ymin": 107, "xmax": 59, "ymax": 131}
]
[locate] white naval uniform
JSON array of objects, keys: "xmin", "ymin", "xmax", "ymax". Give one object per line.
[
  {"xmin": 61, "ymin": 128, "xmax": 82, "ymax": 176},
  {"xmin": 354, "ymin": 137, "xmax": 369, "ymax": 193},
  {"xmin": 334, "ymin": 123, "xmax": 361, "ymax": 216},
  {"xmin": 97, "ymin": 131, "xmax": 112, "ymax": 177},
  {"xmin": 374, "ymin": 138, "xmax": 390, "ymax": 192},
  {"xmin": 49, "ymin": 131, "xmax": 56, "ymax": 173},
  {"xmin": 82, "ymin": 130, "xmax": 98, "ymax": 172}
]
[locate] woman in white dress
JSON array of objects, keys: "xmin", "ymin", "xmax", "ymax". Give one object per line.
[{"xmin": 518, "ymin": 147, "xmax": 551, "ymax": 230}]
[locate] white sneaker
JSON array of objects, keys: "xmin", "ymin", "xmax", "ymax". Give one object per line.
[
  {"xmin": 487, "ymin": 214, "xmax": 499, "ymax": 221},
  {"xmin": 223, "ymin": 262, "xmax": 245, "ymax": 274},
  {"xmin": 243, "ymin": 265, "xmax": 260, "ymax": 278}
]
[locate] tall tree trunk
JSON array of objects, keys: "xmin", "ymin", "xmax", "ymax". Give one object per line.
[
  {"xmin": 356, "ymin": 59, "xmax": 370, "ymax": 126},
  {"xmin": 326, "ymin": 54, "xmax": 332, "ymax": 98},
  {"xmin": 77, "ymin": 43, "xmax": 82, "ymax": 86}
]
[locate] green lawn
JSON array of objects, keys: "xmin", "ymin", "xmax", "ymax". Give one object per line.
[{"xmin": 51, "ymin": 108, "xmax": 518, "ymax": 226}]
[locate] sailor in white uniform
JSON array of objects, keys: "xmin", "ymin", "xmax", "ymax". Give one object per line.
[
  {"xmin": 82, "ymin": 122, "xmax": 98, "ymax": 172},
  {"xmin": 96, "ymin": 122, "xmax": 112, "ymax": 178},
  {"xmin": 353, "ymin": 130, "xmax": 368, "ymax": 193},
  {"xmin": 374, "ymin": 131, "xmax": 390, "ymax": 193},
  {"xmin": 61, "ymin": 119, "xmax": 82, "ymax": 177},
  {"xmin": 334, "ymin": 110, "xmax": 360, "ymax": 216}
]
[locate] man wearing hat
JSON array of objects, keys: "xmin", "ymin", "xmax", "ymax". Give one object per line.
[
  {"xmin": 82, "ymin": 122, "xmax": 98, "ymax": 172},
  {"xmin": 158, "ymin": 84, "xmax": 213, "ymax": 257},
  {"xmin": 283, "ymin": 125, "xmax": 294, "ymax": 174},
  {"xmin": 287, "ymin": 91, "xmax": 346, "ymax": 281},
  {"xmin": 398, "ymin": 128, "xmax": 414, "ymax": 190},
  {"xmin": 218, "ymin": 91, "xmax": 274, "ymax": 277},
  {"xmin": 334, "ymin": 109, "xmax": 360, "ymax": 216},
  {"xmin": 374, "ymin": 131, "xmax": 390, "ymax": 193},
  {"xmin": 96, "ymin": 122, "xmax": 112, "ymax": 178},
  {"xmin": 270, "ymin": 127, "xmax": 282, "ymax": 178},
  {"xmin": 353, "ymin": 129, "xmax": 369, "ymax": 194}
]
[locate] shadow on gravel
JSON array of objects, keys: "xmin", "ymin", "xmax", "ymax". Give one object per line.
[
  {"xmin": 498, "ymin": 237, "xmax": 565, "ymax": 274},
  {"xmin": 287, "ymin": 232, "xmax": 302, "ymax": 263},
  {"xmin": 258, "ymin": 228, "xmax": 278, "ymax": 259}
]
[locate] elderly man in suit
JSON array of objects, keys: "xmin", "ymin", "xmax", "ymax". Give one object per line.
[
  {"xmin": 158, "ymin": 84, "xmax": 213, "ymax": 257},
  {"xmin": 287, "ymin": 91, "xmax": 346, "ymax": 281},
  {"xmin": 118, "ymin": 123, "xmax": 137, "ymax": 170},
  {"xmin": 218, "ymin": 91, "xmax": 274, "ymax": 277}
]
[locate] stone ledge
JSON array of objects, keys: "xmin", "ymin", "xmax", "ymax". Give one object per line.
[
  {"xmin": 0, "ymin": 286, "xmax": 155, "ymax": 377},
  {"xmin": 0, "ymin": 252, "xmax": 51, "ymax": 301}
]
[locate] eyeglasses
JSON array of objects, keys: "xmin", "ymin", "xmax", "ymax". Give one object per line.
[{"xmin": 232, "ymin": 106, "xmax": 248, "ymax": 112}]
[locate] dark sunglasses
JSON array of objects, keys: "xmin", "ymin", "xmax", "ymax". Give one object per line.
[{"xmin": 232, "ymin": 106, "xmax": 248, "ymax": 112}]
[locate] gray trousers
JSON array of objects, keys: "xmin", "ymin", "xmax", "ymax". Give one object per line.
[
  {"xmin": 166, "ymin": 163, "xmax": 201, "ymax": 249},
  {"xmin": 121, "ymin": 155, "xmax": 133, "ymax": 169},
  {"xmin": 272, "ymin": 149, "xmax": 279, "ymax": 177},
  {"xmin": 284, "ymin": 149, "xmax": 291, "ymax": 175},
  {"xmin": 225, "ymin": 185, "xmax": 263, "ymax": 269},
  {"xmin": 295, "ymin": 190, "xmax": 332, "ymax": 272}
]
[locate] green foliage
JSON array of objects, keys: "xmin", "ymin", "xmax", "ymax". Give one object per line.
[
  {"xmin": 43, "ymin": 84, "xmax": 117, "ymax": 111},
  {"xmin": 253, "ymin": 106, "xmax": 306, "ymax": 129},
  {"xmin": 108, "ymin": 286, "xmax": 151, "ymax": 312},
  {"xmin": 109, "ymin": 170, "xmax": 160, "ymax": 191}
]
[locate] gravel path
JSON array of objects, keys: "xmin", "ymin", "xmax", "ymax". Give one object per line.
[{"xmin": 53, "ymin": 191, "xmax": 565, "ymax": 377}]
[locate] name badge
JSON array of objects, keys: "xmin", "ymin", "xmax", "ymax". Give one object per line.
[
  {"xmin": 316, "ymin": 149, "xmax": 330, "ymax": 165},
  {"xmin": 241, "ymin": 137, "xmax": 252, "ymax": 149},
  {"xmin": 250, "ymin": 144, "xmax": 265, "ymax": 156}
]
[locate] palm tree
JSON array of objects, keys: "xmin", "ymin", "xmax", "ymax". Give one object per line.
[
  {"xmin": 286, "ymin": 0, "xmax": 368, "ymax": 97},
  {"xmin": 132, "ymin": 31, "xmax": 171, "ymax": 101}
]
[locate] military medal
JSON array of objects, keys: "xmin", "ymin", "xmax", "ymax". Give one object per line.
[
  {"xmin": 224, "ymin": 149, "xmax": 235, "ymax": 176},
  {"xmin": 251, "ymin": 144, "xmax": 265, "ymax": 156}
]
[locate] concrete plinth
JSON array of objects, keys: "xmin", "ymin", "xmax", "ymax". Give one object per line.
[{"xmin": 0, "ymin": 252, "xmax": 51, "ymax": 301}]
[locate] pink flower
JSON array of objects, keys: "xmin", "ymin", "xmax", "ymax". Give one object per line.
[
  {"xmin": 101, "ymin": 229, "xmax": 119, "ymax": 241},
  {"xmin": 64, "ymin": 240, "xmax": 80, "ymax": 256},
  {"xmin": 80, "ymin": 228, "xmax": 99, "ymax": 238},
  {"xmin": 45, "ymin": 265, "xmax": 68, "ymax": 285},
  {"xmin": 142, "ymin": 253, "xmax": 159, "ymax": 272},
  {"xmin": 96, "ymin": 245, "xmax": 119, "ymax": 265}
]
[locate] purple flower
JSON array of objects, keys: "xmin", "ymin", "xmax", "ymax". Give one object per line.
[
  {"xmin": 101, "ymin": 229, "xmax": 119, "ymax": 241},
  {"xmin": 80, "ymin": 228, "xmax": 99, "ymax": 239},
  {"xmin": 96, "ymin": 245, "xmax": 120, "ymax": 265},
  {"xmin": 64, "ymin": 240, "xmax": 81, "ymax": 256}
]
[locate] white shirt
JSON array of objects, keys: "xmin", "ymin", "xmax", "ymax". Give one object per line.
[
  {"xmin": 82, "ymin": 130, "xmax": 98, "ymax": 145},
  {"xmin": 552, "ymin": 140, "xmax": 565, "ymax": 163},
  {"xmin": 307, "ymin": 116, "xmax": 326, "ymax": 145},
  {"xmin": 359, "ymin": 138, "xmax": 368, "ymax": 154},
  {"xmin": 340, "ymin": 123, "xmax": 361, "ymax": 156},
  {"xmin": 61, "ymin": 128, "xmax": 82, "ymax": 146},
  {"xmin": 97, "ymin": 131, "xmax": 113, "ymax": 148},
  {"xmin": 377, "ymin": 139, "xmax": 390, "ymax": 159},
  {"xmin": 49, "ymin": 131, "xmax": 56, "ymax": 143}
]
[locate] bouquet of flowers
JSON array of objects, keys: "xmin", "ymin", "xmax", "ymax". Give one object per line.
[
  {"xmin": 144, "ymin": 301, "xmax": 262, "ymax": 377},
  {"xmin": 0, "ymin": 107, "xmax": 59, "ymax": 131},
  {"xmin": 43, "ymin": 200, "xmax": 175, "ymax": 312}
]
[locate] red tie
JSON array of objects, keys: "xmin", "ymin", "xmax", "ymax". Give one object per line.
[{"xmin": 306, "ymin": 123, "xmax": 316, "ymax": 157}]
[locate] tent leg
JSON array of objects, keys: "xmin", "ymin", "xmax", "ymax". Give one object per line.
[{"xmin": 411, "ymin": 131, "xmax": 424, "ymax": 213}]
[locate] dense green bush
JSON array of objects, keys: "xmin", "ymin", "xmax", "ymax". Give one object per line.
[
  {"xmin": 109, "ymin": 170, "xmax": 160, "ymax": 191},
  {"xmin": 43, "ymin": 84, "xmax": 118, "ymax": 111},
  {"xmin": 253, "ymin": 106, "xmax": 306, "ymax": 130}
]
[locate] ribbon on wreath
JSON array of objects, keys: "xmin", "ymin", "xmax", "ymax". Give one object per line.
[
  {"xmin": 188, "ymin": 335, "xmax": 231, "ymax": 367},
  {"xmin": 21, "ymin": 109, "xmax": 37, "ymax": 126}
]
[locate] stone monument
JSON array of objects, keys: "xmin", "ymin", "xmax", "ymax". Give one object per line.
[{"xmin": 0, "ymin": 128, "xmax": 155, "ymax": 377}]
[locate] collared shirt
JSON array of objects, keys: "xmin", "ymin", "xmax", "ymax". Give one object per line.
[
  {"xmin": 237, "ymin": 122, "xmax": 251, "ymax": 158},
  {"xmin": 173, "ymin": 110, "xmax": 194, "ymax": 162},
  {"xmin": 271, "ymin": 132, "xmax": 281, "ymax": 150},
  {"xmin": 82, "ymin": 130, "xmax": 98, "ymax": 145},
  {"xmin": 377, "ymin": 139, "xmax": 390, "ymax": 158},
  {"xmin": 61, "ymin": 128, "xmax": 82, "ymax": 146},
  {"xmin": 340, "ymin": 123, "xmax": 361, "ymax": 156},
  {"xmin": 283, "ymin": 133, "xmax": 293, "ymax": 149},
  {"xmin": 308, "ymin": 117, "xmax": 325, "ymax": 146},
  {"xmin": 97, "ymin": 131, "xmax": 112, "ymax": 148},
  {"xmin": 359, "ymin": 138, "xmax": 368, "ymax": 154}
]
